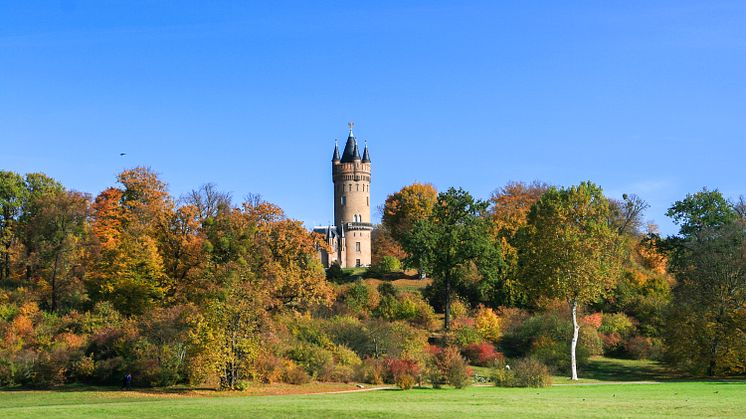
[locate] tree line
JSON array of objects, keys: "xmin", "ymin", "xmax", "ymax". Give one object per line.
[
  {"xmin": 0, "ymin": 168, "xmax": 744, "ymax": 389},
  {"xmin": 376, "ymin": 182, "xmax": 746, "ymax": 379}
]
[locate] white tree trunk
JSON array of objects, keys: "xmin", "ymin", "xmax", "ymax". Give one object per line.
[{"xmin": 570, "ymin": 299, "xmax": 579, "ymax": 381}]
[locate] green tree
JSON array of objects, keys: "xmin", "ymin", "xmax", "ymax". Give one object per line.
[
  {"xmin": 21, "ymin": 189, "xmax": 89, "ymax": 312},
  {"xmin": 517, "ymin": 182, "xmax": 624, "ymax": 380},
  {"xmin": 664, "ymin": 189, "xmax": 746, "ymax": 376},
  {"xmin": 402, "ymin": 187, "xmax": 501, "ymax": 330},
  {"xmin": 0, "ymin": 171, "xmax": 26, "ymax": 281}
]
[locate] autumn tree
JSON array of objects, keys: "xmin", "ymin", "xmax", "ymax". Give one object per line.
[
  {"xmin": 382, "ymin": 183, "xmax": 438, "ymax": 242},
  {"xmin": 609, "ymin": 193, "xmax": 650, "ymax": 236},
  {"xmin": 517, "ymin": 182, "xmax": 624, "ymax": 380},
  {"xmin": 371, "ymin": 224, "xmax": 407, "ymax": 266},
  {"xmin": 193, "ymin": 196, "xmax": 332, "ymax": 387},
  {"xmin": 182, "ymin": 183, "xmax": 232, "ymax": 223},
  {"xmin": 88, "ymin": 168, "xmax": 172, "ymax": 315},
  {"xmin": 241, "ymin": 198, "xmax": 333, "ymax": 310},
  {"xmin": 402, "ymin": 188, "xmax": 501, "ymax": 330},
  {"xmin": 487, "ymin": 181, "xmax": 548, "ymax": 306}
]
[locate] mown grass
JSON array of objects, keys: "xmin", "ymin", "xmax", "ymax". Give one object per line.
[
  {"xmin": 1, "ymin": 381, "xmax": 745, "ymax": 418},
  {"xmin": 472, "ymin": 356, "xmax": 702, "ymax": 385}
]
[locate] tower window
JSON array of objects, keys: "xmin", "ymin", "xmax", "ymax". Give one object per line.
[
  {"xmin": 356, "ymin": 242, "xmax": 361, "ymax": 252},
  {"xmin": 341, "ymin": 196, "xmax": 346, "ymax": 206},
  {"xmin": 356, "ymin": 259, "xmax": 361, "ymax": 267},
  {"xmin": 356, "ymin": 184, "xmax": 359, "ymax": 191},
  {"xmin": 367, "ymin": 197, "xmax": 369, "ymax": 206}
]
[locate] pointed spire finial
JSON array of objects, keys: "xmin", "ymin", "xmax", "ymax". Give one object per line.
[
  {"xmin": 362, "ymin": 139, "xmax": 371, "ymax": 163},
  {"xmin": 348, "ymin": 121, "xmax": 354, "ymax": 130},
  {"xmin": 332, "ymin": 138, "xmax": 341, "ymax": 161}
]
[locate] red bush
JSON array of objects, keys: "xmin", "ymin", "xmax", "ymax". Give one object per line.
[
  {"xmin": 462, "ymin": 342, "xmax": 504, "ymax": 366},
  {"xmin": 385, "ymin": 358, "xmax": 420, "ymax": 379},
  {"xmin": 580, "ymin": 313, "xmax": 603, "ymax": 329},
  {"xmin": 384, "ymin": 358, "xmax": 420, "ymax": 390}
]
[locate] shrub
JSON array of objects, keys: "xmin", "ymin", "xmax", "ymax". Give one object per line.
[
  {"xmin": 341, "ymin": 281, "xmax": 379, "ymax": 316},
  {"xmin": 356, "ymin": 357, "xmax": 386, "ymax": 384},
  {"xmin": 327, "ymin": 262, "xmax": 346, "ymax": 282},
  {"xmin": 600, "ymin": 312, "xmax": 635, "ymax": 336},
  {"xmin": 365, "ymin": 319, "xmax": 428, "ymax": 360},
  {"xmin": 234, "ymin": 380, "xmax": 251, "ymax": 391},
  {"xmin": 624, "ymin": 336, "xmax": 663, "ymax": 360},
  {"xmin": 599, "ymin": 313, "xmax": 636, "ymax": 355},
  {"xmin": 493, "ymin": 358, "xmax": 551, "ymax": 388},
  {"xmin": 450, "ymin": 299, "xmax": 469, "ymax": 320},
  {"xmin": 71, "ymin": 354, "xmax": 96, "ymax": 381},
  {"xmin": 370, "ymin": 256, "xmax": 401, "ymax": 276},
  {"xmin": 580, "ymin": 325, "xmax": 604, "ymax": 357},
  {"xmin": 332, "ymin": 344, "xmax": 362, "ymax": 367},
  {"xmin": 377, "ymin": 293, "xmax": 437, "ymax": 330},
  {"xmin": 254, "ymin": 353, "xmax": 284, "ymax": 384},
  {"xmin": 377, "ymin": 282, "xmax": 398, "ymax": 298},
  {"xmin": 501, "ymin": 311, "xmax": 600, "ymax": 373},
  {"xmin": 512, "ymin": 358, "xmax": 552, "ymax": 388},
  {"xmin": 324, "ymin": 316, "xmax": 373, "ymax": 357},
  {"xmin": 286, "ymin": 343, "xmax": 334, "ymax": 378},
  {"xmin": 462, "ymin": 342, "xmax": 504, "ymax": 367},
  {"xmin": 385, "ymin": 358, "xmax": 420, "ymax": 390},
  {"xmin": 580, "ymin": 313, "xmax": 603, "ymax": 329},
  {"xmin": 474, "ymin": 306, "xmax": 501, "ymax": 342},
  {"xmin": 450, "ymin": 317, "xmax": 481, "ymax": 347},
  {"xmin": 396, "ymin": 373, "xmax": 416, "ymax": 390},
  {"xmin": 283, "ymin": 363, "xmax": 311, "ymax": 385},
  {"xmin": 427, "ymin": 346, "xmax": 471, "ymax": 389},
  {"xmin": 492, "ymin": 361, "xmax": 516, "ymax": 387}
]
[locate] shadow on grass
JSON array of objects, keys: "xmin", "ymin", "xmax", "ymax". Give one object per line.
[
  {"xmin": 578, "ymin": 358, "xmax": 681, "ymax": 382},
  {"xmin": 0, "ymin": 384, "xmax": 218, "ymax": 394}
]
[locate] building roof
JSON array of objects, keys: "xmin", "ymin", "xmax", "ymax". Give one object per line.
[
  {"xmin": 362, "ymin": 142, "xmax": 370, "ymax": 163},
  {"xmin": 332, "ymin": 141, "xmax": 340, "ymax": 161},
  {"xmin": 340, "ymin": 130, "xmax": 358, "ymax": 163}
]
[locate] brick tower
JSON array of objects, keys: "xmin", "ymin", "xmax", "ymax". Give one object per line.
[{"xmin": 331, "ymin": 122, "xmax": 372, "ymax": 267}]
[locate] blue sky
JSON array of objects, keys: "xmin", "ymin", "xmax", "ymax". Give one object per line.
[{"xmin": 2, "ymin": 1, "xmax": 745, "ymax": 235}]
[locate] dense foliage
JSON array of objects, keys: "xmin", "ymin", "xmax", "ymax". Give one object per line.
[{"xmin": 1, "ymin": 168, "xmax": 743, "ymax": 389}]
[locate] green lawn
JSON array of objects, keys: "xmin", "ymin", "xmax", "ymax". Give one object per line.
[
  {"xmin": 471, "ymin": 356, "xmax": 678, "ymax": 385},
  {"xmin": 1, "ymin": 382, "xmax": 745, "ymax": 418},
  {"xmin": 2, "ymin": 358, "xmax": 743, "ymax": 418}
]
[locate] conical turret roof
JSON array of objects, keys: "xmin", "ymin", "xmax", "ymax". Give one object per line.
[
  {"xmin": 362, "ymin": 141, "xmax": 371, "ymax": 163},
  {"xmin": 340, "ymin": 125, "xmax": 358, "ymax": 163},
  {"xmin": 332, "ymin": 140, "xmax": 340, "ymax": 161},
  {"xmin": 352, "ymin": 140, "xmax": 361, "ymax": 161}
]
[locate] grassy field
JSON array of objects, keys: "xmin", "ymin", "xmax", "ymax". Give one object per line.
[{"xmin": 1, "ymin": 381, "xmax": 745, "ymax": 418}]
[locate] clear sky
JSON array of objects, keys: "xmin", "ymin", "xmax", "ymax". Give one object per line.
[{"xmin": 2, "ymin": 1, "xmax": 745, "ymax": 235}]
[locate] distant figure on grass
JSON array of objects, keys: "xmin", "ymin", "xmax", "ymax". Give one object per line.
[{"xmin": 122, "ymin": 373, "xmax": 132, "ymax": 390}]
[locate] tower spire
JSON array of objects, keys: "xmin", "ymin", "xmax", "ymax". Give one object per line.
[
  {"xmin": 340, "ymin": 122, "xmax": 358, "ymax": 163},
  {"xmin": 362, "ymin": 139, "xmax": 371, "ymax": 163},
  {"xmin": 332, "ymin": 139, "xmax": 340, "ymax": 161}
]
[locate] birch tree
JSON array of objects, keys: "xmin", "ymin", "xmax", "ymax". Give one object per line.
[{"xmin": 518, "ymin": 182, "xmax": 623, "ymax": 380}]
